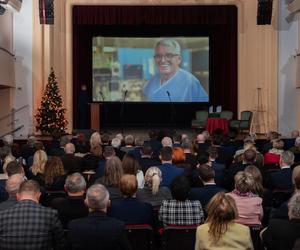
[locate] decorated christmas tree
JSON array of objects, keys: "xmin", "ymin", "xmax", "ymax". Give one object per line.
[{"xmin": 35, "ymin": 68, "xmax": 68, "ymax": 135}]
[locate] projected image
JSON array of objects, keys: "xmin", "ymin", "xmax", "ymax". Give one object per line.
[{"xmin": 92, "ymin": 37, "xmax": 209, "ymax": 102}]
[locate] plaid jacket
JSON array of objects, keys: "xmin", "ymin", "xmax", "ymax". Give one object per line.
[
  {"xmin": 0, "ymin": 199, "xmax": 65, "ymax": 250},
  {"xmin": 159, "ymin": 199, "xmax": 204, "ymax": 226}
]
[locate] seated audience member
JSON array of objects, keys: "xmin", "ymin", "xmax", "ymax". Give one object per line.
[
  {"xmin": 262, "ymin": 131, "xmax": 280, "ymax": 154},
  {"xmin": 137, "ymin": 167, "xmax": 172, "ymax": 207},
  {"xmin": 82, "ymin": 144, "xmax": 103, "ymax": 171},
  {"xmin": 72, "ymin": 132, "xmax": 90, "ymax": 154},
  {"xmin": 128, "ymin": 137, "xmax": 144, "ymax": 160},
  {"xmin": 101, "ymin": 133, "xmax": 110, "ymax": 148},
  {"xmin": 120, "ymin": 135, "xmax": 135, "ymax": 153},
  {"xmin": 158, "ymin": 147, "xmax": 184, "ymax": 187},
  {"xmin": 108, "ymin": 174, "xmax": 153, "ymax": 225},
  {"xmin": 44, "ymin": 156, "xmax": 66, "ymax": 191},
  {"xmin": 228, "ymin": 171, "xmax": 263, "ymax": 226},
  {"xmin": 48, "ymin": 134, "xmax": 70, "ymax": 156},
  {"xmin": 172, "ymin": 147, "xmax": 188, "ymax": 168},
  {"xmin": 189, "ymin": 164, "xmax": 225, "ymax": 212},
  {"xmin": 172, "ymin": 134, "xmax": 182, "ymax": 148},
  {"xmin": 146, "ymin": 130, "xmax": 162, "ymax": 158},
  {"xmin": 68, "ymin": 184, "xmax": 131, "ymax": 250},
  {"xmin": 95, "ymin": 156, "xmax": 123, "ymax": 201},
  {"xmin": 288, "ymin": 136, "xmax": 300, "ymax": 161},
  {"xmin": 161, "ymin": 136, "xmax": 173, "ymax": 148},
  {"xmin": 264, "ymin": 139, "xmax": 285, "ymax": 165},
  {"xmin": 0, "ymin": 174, "xmax": 24, "ymax": 211},
  {"xmin": 89, "ymin": 131, "xmax": 102, "ymax": 149},
  {"xmin": 181, "ymin": 138, "xmax": 198, "ymax": 170},
  {"xmin": 138, "ymin": 143, "xmax": 161, "ymax": 174},
  {"xmin": 195, "ymin": 192, "xmax": 253, "ymax": 250},
  {"xmin": 20, "ymin": 136, "xmax": 36, "ymax": 165},
  {"xmin": 29, "ymin": 149, "xmax": 47, "ymax": 185},
  {"xmin": 268, "ymin": 150, "xmax": 294, "ymax": 190},
  {"xmin": 226, "ymin": 148, "xmax": 257, "ymax": 191},
  {"xmin": 122, "ymin": 154, "xmax": 144, "ymax": 188},
  {"xmin": 111, "ymin": 137, "xmax": 126, "ymax": 160},
  {"xmin": 244, "ymin": 165, "xmax": 265, "ymax": 198},
  {"xmin": 51, "ymin": 173, "xmax": 89, "ymax": 229},
  {"xmin": 207, "ymin": 146, "xmax": 226, "ymax": 187},
  {"xmin": 195, "ymin": 133, "xmax": 210, "ymax": 153},
  {"xmin": 0, "ymin": 180, "xmax": 65, "ymax": 249},
  {"xmin": 60, "ymin": 143, "xmax": 83, "ymax": 174},
  {"xmin": 283, "ymin": 130, "xmax": 299, "ymax": 151},
  {"xmin": 261, "ymin": 193, "xmax": 300, "ymax": 250},
  {"xmin": 94, "ymin": 145, "xmax": 115, "ymax": 178},
  {"xmin": 159, "ymin": 175, "xmax": 204, "ymax": 226},
  {"xmin": 271, "ymin": 165, "xmax": 300, "ymax": 220}
]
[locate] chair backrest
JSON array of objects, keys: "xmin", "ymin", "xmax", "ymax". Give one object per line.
[
  {"xmin": 248, "ymin": 225, "xmax": 262, "ymax": 250},
  {"xmin": 195, "ymin": 111, "xmax": 208, "ymax": 121},
  {"xmin": 220, "ymin": 110, "xmax": 233, "ymax": 120},
  {"xmin": 125, "ymin": 224, "xmax": 155, "ymax": 250},
  {"xmin": 241, "ymin": 111, "xmax": 252, "ymax": 121},
  {"xmin": 161, "ymin": 225, "xmax": 197, "ymax": 250}
]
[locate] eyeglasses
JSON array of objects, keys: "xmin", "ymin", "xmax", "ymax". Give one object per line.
[{"xmin": 154, "ymin": 53, "xmax": 179, "ymax": 61}]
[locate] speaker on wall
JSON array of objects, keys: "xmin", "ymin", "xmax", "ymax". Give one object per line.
[
  {"xmin": 39, "ymin": 0, "xmax": 54, "ymax": 25},
  {"xmin": 257, "ymin": 0, "xmax": 273, "ymax": 25}
]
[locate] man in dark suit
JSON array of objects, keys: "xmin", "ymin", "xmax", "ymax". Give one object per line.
[
  {"xmin": 51, "ymin": 173, "xmax": 89, "ymax": 229},
  {"xmin": 60, "ymin": 143, "xmax": 83, "ymax": 174},
  {"xmin": 208, "ymin": 146, "xmax": 226, "ymax": 187},
  {"xmin": 189, "ymin": 164, "xmax": 225, "ymax": 212},
  {"xmin": 138, "ymin": 143, "xmax": 161, "ymax": 174},
  {"xmin": 158, "ymin": 147, "xmax": 184, "ymax": 187},
  {"xmin": 0, "ymin": 180, "xmax": 65, "ymax": 249},
  {"xmin": 269, "ymin": 151, "xmax": 294, "ymax": 190},
  {"xmin": 68, "ymin": 184, "xmax": 131, "ymax": 250}
]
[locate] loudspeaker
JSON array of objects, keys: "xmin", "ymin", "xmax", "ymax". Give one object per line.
[
  {"xmin": 39, "ymin": 0, "xmax": 54, "ymax": 25},
  {"xmin": 257, "ymin": 0, "xmax": 273, "ymax": 25}
]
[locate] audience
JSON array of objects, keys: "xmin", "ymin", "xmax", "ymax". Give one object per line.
[
  {"xmin": 44, "ymin": 156, "xmax": 66, "ymax": 191},
  {"xmin": 138, "ymin": 143, "xmax": 161, "ymax": 174},
  {"xmin": 122, "ymin": 154, "xmax": 144, "ymax": 188},
  {"xmin": 195, "ymin": 192, "xmax": 253, "ymax": 250},
  {"xmin": 29, "ymin": 149, "xmax": 47, "ymax": 185}
]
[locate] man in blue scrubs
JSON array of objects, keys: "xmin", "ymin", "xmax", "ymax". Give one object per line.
[{"xmin": 143, "ymin": 38, "xmax": 208, "ymax": 102}]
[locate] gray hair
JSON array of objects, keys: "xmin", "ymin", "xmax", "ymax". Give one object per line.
[
  {"xmin": 86, "ymin": 184, "xmax": 109, "ymax": 210},
  {"xmin": 281, "ymin": 151, "xmax": 295, "ymax": 166},
  {"xmin": 60, "ymin": 135, "xmax": 70, "ymax": 147},
  {"xmin": 65, "ymin": 173, "xmax": 86, "ymax": 193},
  {"xmin": 155, "ymin": 38, "xmax": 181, "ymax": 55},
  {"xmin": 161, "ymin": 137, "xmax": 173, "ymax": 147},
  {"xmin": 181, "ymin": 138, "xmax": 192, "ymax": 149},
  {"xmin": 295, "ymin": 137, "xmax": 300, "ymax": 147},
  {"xmin": 288, "ymin": 193, "xmax": 300, "ymax": 219},
  {"xmin": 6, "ymin": 174, "xmax": 24, "ymax": 195},
  {"xmin": 125, "ymin": 135, "xmax": 134, "ymax": 145},
  {"xmin": 3, "ymin": 135, "xmax": 13, "ymax": 146},
  {"xmin": 134, "ymin": 137, "xmax": 144, "ymax": 147},
  {"xmin": 111, "ymin": 138, "xmax": 121, "ymax": 148}
]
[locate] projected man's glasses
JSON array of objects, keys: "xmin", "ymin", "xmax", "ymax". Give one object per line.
[{"xmin": 154, "ymin": 53, "xmax": 179, "ymax": 61}]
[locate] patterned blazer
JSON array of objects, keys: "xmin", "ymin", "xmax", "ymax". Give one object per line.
[{"xmin": 0, "ymin": 199, "xmax": 65, "ymax": 250}]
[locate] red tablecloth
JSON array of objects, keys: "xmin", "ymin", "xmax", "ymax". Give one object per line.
[{"xmin": 205, "ymin": 118, "xmax": 229, "ymax": 134}]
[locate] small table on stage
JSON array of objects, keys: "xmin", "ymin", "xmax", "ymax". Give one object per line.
[{"xmin": 205, "ymin": 118, "xmax": 229, "ymax": 134}]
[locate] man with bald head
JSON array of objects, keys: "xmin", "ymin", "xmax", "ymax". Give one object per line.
[
  {"xmin": 196, "ymin": 133, "xmax": 210, "ymax": 153},
  {"xmin": 0, "ymin": 174, "xmax": 24, "ymax": 211}
]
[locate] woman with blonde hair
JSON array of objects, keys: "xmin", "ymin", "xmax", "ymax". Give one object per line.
[
  {"xmin": 228, "ymin": 171, "xmax": 263, "ymax": 226},
  {"xmin": 89, "ymin": 131, "xmax": 102, "ymax": 149},
  {"xmin": 195, "ymin": 192, "xmax": 253, "ymax": 250},
  {"xmin": 137, "ymin": 166, "xmax": 171, "ymax": 206},
  {"xmin": 29, "ymin": 150, "xmax": 48, "ymax": 186}
]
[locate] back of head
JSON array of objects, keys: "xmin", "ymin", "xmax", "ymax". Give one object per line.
[
  {"xmin": 134, "ymin": 137, "xmax": 144, "ymax": 147},
  {"xmin": 5, "ymin": 160, "xmax": 24, "ymax": 177},
  {"xmin": 181, "ymin": 138, "xmax": 192, "ymax": 150},
  {"xmin": 281, "ymin": 151, "xmax": 295, "ymax": 166},
  {"xmin": 292, "ymin": 130, "xmax": 300, "ymax": 138},
  {"xmin": 125, "ymin": 135, "xmax": 134, "ymax": 146},
  {"xmin": 6, "ymin": 174, "xmax": 24, "ymax": 196},
  {"xmin": 161, "ymin": 137, "xmax": 173, "ymax": 147},
  {"xmin": 86, "ymin": 184, "xmax": 109, "ymax": 211},
  {"xmin": 272, "ymin": 139, "xmax": 284, "ymax": 150},
  {"xmin": 119, "ymin": 174, "xmax": 137, "ymax": 197},
  {"xmin": 172, "ymin": 147, "xmax": 186, "ymax": 163},
  {"xmin": 293, "ymin": 165, "xmax": 300, "ymax": 189},
  {"xmin": 90, "ymin": 145, "xmax": 102, "ymax": 156},
  {"xmin": 196, "ymin": 134, "xmax": 206, "ymax": 143},
  {"xmin": 18, "ymin": 180, "xmax": 40, "ymax": 197},
  {"xmin": 111, "ymin": 138, "xmax": 121, "ymax": 149},
  {"xmin": 288, "ymin": 193, "xmax": 300, "ymax": 219},
  {"xmin": 244, "ymin": 165, "xmax": 264, "ymax": 196},
  {"xmin": 90, "ymin": 132, "xmax": 102, "ymax": 148},
  {"xmin": 206, "ymin": 192, "xmax": 237, "ymax": 242},
  {"xmin": 3, "ymin": 134, "xmax": 13, "ymax": 146},
  {"xmin": 122, "ymin": 154, "xmax": 139, "ymax": 175},
  {"xmin": 198, "ymin": 164, "xmax": 215, "ymax": 182},
  {"xmin": 170, "ymin": 175, "xmax": 190, "ymax": 201},
  {"xmin": 295, "ymin": 137, "xmax": 300, "ymax": 147},
  {"xmin": 101, "ymin": 133, "xmax": 110, "ymax": 144},
  {"xmin": 103, "ymin": 146, "xmax": 115, "ymax": 159},
  {"xmin": 65, "ymin": 173, "xmax": 86, "ymax": 194},
  {"xmin": 173, "ymin": 134, "xmax": 182, "ymax": 143},
  {"xmin": 104, "ymin": 156, "xmax": 123, "ymax": 187},
  {"xmin": 60, "ymin": 135, "xmax": 70, "ymax": 148},
  {"xmin": 234, "ymin": 171, "xmax": 255, "ymax": 193},
  {"xmin": 197, "ymin": 151, "xmax": 209, "ymax": 165},
  {"xmin": 243, "ymin": 148, "xmax": 257, "ymax": 164},
  {"xmin": 32, "ymin": 149, "xmax": 48, "ymax": 175},
  {"xmin": 141, "ymin": 143, "xmax": 153, "ymax": 156},
  {"xmin": 65, "ymin": 143, "xmax": 75, "ymax": 154},
  {"xmin": 145, "ymin": 166, "xmax": 162, "ymax": 194},
  {"xmin": 160, "ymin": 146, "xmax": 173, "ymax": 161},
  {"xmin": 207, "ymin": 146, "xmax": 218, "ymax": 159}
]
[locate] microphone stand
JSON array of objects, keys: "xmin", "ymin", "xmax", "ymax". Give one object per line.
[
  {"xmin": 120, "ymin": 90, "xmax": 127, "ymax": 134},
  {"xmin": 167, "ymin": 91, "xmax": 176, "ymax": 128},
  {"xmin": 99, "ymin": 91, "xmax": 107, "ymax": 131}
]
